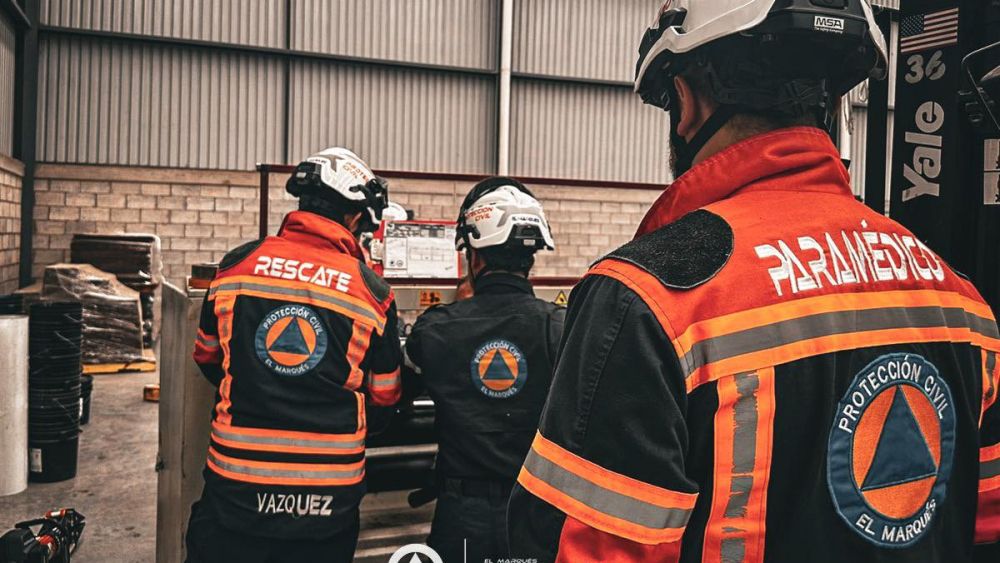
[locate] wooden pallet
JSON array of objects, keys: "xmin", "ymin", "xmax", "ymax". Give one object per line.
[{"xmin": 83, "ymin": 348, "xmax": 157, "ymax": 375}]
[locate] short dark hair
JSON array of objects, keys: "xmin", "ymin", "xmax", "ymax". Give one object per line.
[
  {"xmin": 476, "ymin": 247, "xmax": 536, "ymax": 276},
  {"xmin": 298, "ymin": 190, "xmax": 365, "ymax": 224},
  {"xmin": 680, "ymin": 63, "xmax": 821, "ymax": 135}
]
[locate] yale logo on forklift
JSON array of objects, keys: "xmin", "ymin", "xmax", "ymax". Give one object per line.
[
  {"xmin": 255, "ymin": 305, "xmax": 329, "ymax": 376},
  {"xmin": 470, "ymin": 340, "xmax": 528, "ymax": 399}
]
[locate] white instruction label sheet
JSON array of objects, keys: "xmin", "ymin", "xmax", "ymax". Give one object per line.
[{"xmin": 383, "ymin": 223, "xmax": 459, "ymax": 278}]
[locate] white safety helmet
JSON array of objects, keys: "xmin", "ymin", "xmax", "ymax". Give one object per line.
[
  {"xmin": 382, "ymin": 201, "xmax": 410, "ymax": 222},
  {"xmin": 456, "ymin": 178, "xmax": 555, "ymax": 252},
  {"xmin": 635, "ymin": 0, "xmax": 888, "ymax": 112},
  {"xmin": 286, "ymin": 147, "xmax": 389, "ymax": 227}
]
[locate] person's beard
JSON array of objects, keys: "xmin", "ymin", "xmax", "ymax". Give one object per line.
[{"xmin": 667, "ymin": 125, "xmax": 680, "ymax": 181}]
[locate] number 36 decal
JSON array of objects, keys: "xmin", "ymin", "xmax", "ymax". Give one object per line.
[{"xmin": 905, "ymin": 50, "xmax": 947, "ymax": 84}]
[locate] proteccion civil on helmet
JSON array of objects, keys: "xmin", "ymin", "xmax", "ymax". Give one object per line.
[
  {"xmin": 286, "ymin": 147, "xmax": 390, "ymax": 231},
  {"xmin": 455, "ymin": 178, "xmax": 555, "ymax": 253},
  {"xmin": 635, "ymin": 0, "xmax": 889, "ymax": 172}
]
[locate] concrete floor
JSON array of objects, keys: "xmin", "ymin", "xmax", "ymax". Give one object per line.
[{"xmin": 0, "ymin": 371, "xmax": 159, "ymax": 563}]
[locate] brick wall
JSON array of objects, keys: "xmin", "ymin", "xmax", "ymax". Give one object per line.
[
  {"xmin": 32, "ymin": 164, "xmax": 660, "ymax": 285},
  {"xmin": 0, "ymin": 155, "xmax": 22, "ymax": 293}
]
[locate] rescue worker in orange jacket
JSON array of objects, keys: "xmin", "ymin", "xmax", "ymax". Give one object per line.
[
  {"xmin": 187, "ymin": 147, "xmax": 402, "ymax": 563},
  {"xmin": 508, "ymin": 1, "xmax": 1000, "ymax": 562}
]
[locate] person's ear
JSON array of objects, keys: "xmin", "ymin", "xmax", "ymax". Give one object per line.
[
  {"xmin": 674, "ymin": 75, "xmax": 714, "ymax": 140},
  {"xmin": 345, "ymin": 211, "xmax": 364, "ymax": 233},
  {"xmin": 469, "ymin": 250, "xmax": 486, "ymax": 276}
]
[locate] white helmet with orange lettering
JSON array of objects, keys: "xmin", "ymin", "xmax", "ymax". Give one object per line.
[
  {"xmin": 456, "ymin": 177, "xmax": 555, "ymax": 252},
  {"xmin": 286, "ymin": 147, "xmax": 389, "ymax": 229}
]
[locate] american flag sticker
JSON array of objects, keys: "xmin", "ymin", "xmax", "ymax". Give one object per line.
[{"xmin": 901, "ymin": 8, "xmax": 960, "ymax": 54}]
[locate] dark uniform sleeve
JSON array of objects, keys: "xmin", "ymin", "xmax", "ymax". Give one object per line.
[
  {"xmin": 546, "ymin": 305, "xmax": 568, "ymax": 362},
  {"xmin": 401, "ymin": 307, "xmax": 436, "ymax": 403},
  {"xmin": 364, "ymin": 301, "xmax": 403, "ymax": 407},
  {"xmin": 192, "ymin": 292, "xmax": 224, "ymax": 387},
  {"xmin": 976, "ymin": 348, "xmax": 1000, "ymax": 559},
  {"xmin": 508, "ymin": 274, "xmax": 698, "ymax": 563}
]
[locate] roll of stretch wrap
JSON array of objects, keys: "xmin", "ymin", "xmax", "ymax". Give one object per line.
[{"xmin": 0, "ymin": 314, "xmax": 29, "ymax": 496}]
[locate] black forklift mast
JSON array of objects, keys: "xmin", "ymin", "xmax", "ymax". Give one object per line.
[{"xmin": 879, "ymin": 0, "xmax": 1000, "ymax": 312}]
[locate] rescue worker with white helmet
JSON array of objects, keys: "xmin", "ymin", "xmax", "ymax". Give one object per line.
[
  {"xmin": 509, "ymin": 1, "xmax": 1000, "ymax": 561},
  {"xmin": 187, "ymin": 147, "xmax": 402, "ymax": 562},
  {"xmin": 402, "ymin": 177, "xmax": 565, "ymax": 563}
]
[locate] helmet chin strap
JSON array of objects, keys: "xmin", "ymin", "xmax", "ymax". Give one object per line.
[{"xmin": 670, "ymin": 102, "xmax": 739, "ymax": 177}]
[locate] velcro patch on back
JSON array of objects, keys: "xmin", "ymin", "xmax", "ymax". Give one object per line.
[{"xmin": 606, "ymin": 210, "xmax": 733, "ymax": 290}]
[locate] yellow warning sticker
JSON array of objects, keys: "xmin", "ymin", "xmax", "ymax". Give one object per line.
[
  {"xmin": 419, "ymin": 290, "xmax": 443, "ymax": 308},
  {"xmin": 554, "ymin": 291, "xmax": 568, "ymax": 306}
]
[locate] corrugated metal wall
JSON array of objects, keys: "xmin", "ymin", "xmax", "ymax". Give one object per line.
[
  {"xmin": 513, "ymin": 0, "xmax": 661, "ymax": 83},
  {"xmin": 37, "ymin": 35, "xmax": 285, "ymax": 169},
  {"xmin": 40, "ymin": 0, "xmax": 286, "ymax": 48},
  {"xmin": 289, "ymin": 60, "xmax": 496, "ymax": 173},
  {"xmin": 510, "ymin": 79, "xmax": 668, "ymax": 183},
  {"xmin": 291, "ymin": 0, "xmax": 497, "ymax": 71},
  {"xmin": 0, "ymin": 12, "xmax": 15, "ymax": 157}
]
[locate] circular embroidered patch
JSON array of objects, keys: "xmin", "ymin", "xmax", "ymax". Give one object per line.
[
  {"xmin": 827, "ymin": 353, "xmax": 955, "ymax": 548},
  {"xmin": 470, "ymin": 340, "xmax": 528, "ymax": 399},
  {"xmin": 255, "ymin": 304, "xmax": 328, "ymax": 376}
]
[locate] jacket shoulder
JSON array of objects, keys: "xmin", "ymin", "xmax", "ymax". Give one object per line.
[
  {"xmin": 218, "ymin": 239, "xmax": 266, "ymax": 271},
  {"xmin": 604, "ymin": 209, "xmax": 733, "ymax": 290},
  {"xmin": 357, "ymin": 261, "xmax": 392, "ymax": 304}
]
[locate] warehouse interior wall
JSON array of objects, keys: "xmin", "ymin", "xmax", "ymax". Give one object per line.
[
  {"xmin": 0, "ymin": 10, "xmax": 21, "ymax": 293},
  {"xmin": 30, "ymin": 164, "xmax": 657, "ymax": 284},
  {"xmin": 0, "ymin": 155, "xmax": 22, "ymax": 293},
  {"xmin": 21, "ymin": 0, "xmax": 669, "ymax": 286}
]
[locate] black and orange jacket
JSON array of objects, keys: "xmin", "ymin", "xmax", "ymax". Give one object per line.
[
  {"xmin": 403, "ymin": 273, "xmax": 565, "ymax": 483},
  {"xmin": 193, "ymin": 210, "xmax": 401, "ymax": 539},
  {"xmin": 508, "ymin": 128, "xmax": 1000, "ymax": 562}
]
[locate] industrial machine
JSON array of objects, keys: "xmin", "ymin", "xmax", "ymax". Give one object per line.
[
  {"xmin": 0, "ymin": 509, "xmax": 86, "ymax": 563},
  {"xmin": 870, "ymin": 0, "xmax": 1000, "ymax": 311}
]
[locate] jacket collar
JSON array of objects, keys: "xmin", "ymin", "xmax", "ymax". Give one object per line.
[
  {"xmin": 277, "ymin": 211, "xmax": 364, "ymax": 259},
  {"xmin": 474, "ymin": 273, "xmax": 534, "ymax": 296},
  {"xmin": 636, "ymin": 127, "xmax": 853, "ymax": 237}
]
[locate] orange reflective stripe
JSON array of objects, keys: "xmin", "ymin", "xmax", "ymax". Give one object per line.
[
  {"xmin": 703, "ymin": 369, "xmax": 775, "ymax": 563},
  {"xmin": 211, "ymin": 274, "xmax": 379, "ymax": 317},
  {"xmin": 675, "ymin": 290, "xmax": 996, "ymax": 359},
  {"xmin": 210, "ymin": 275, "xmax": 386, "ymax": 332},
  {"xmin": 355, "ymin": 391, "xmax": 366, "ymax": 432},
  {"xmin": 589, "ymin": 260, "xmax": 682, "ymax": 349},
  {"xmin": 215, "ymin": 296, "xmax": 236, "ymax": 425},
  {"xmin": 206, "ymin": 447, "xmax": 365, "ymax": 487},
  {"xmin": 518, "ymin": 432, "xmax": 696, "ymax": 545},
  {"xmin": 531, "ymin": 433, "xmax": 696, "ymax": 509},
  {"xmin": 984, "ymin": 351, "xmax": 999, "ymax": 425},
  {"xmin": 196, "ymin": 329, "xmax": 219, "ymax": 349},
  {"xmin": 982, "ymin": 443, "xmax": 1000, "ymax": 492},
  {"xmin": 211, "ymin": 421, "xmax": 365, "ymax": 455},
  {"xmin": 370, "ymin": 369, "xmax": 401, "ymax": 389},
  {"xmin": 688, "ymin": 327, "xmax": 1000, "ymax": 393},
  {"xmin": 518, "ymin": 467, "xmax": 688, "ymax": 545},
  {"xmin": 345, "ymin": 322, "xmax": 375, "ymax": 390}
]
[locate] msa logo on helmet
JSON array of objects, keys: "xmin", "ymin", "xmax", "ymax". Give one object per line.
[
  {"xmin": 814, "ymin": 15, "xmax": 846, "ymax": 34},
  {"xmin": 470, "ymin": 340, "xmax": 528, "ymax": 399},
  {"xmin": 255, "ymin": 305, "xmax": 328, "ymax": 376},
  {"xmin": 254, "ymin": 256, "xmax": 352, "ymax": 293},
  {"xmin": 828, "ymin": 354, "xmax": 955, "ymax": 548},
  {"xmin": 256, "ymin": 493, "xmax": 333, "ymax": 517}
]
